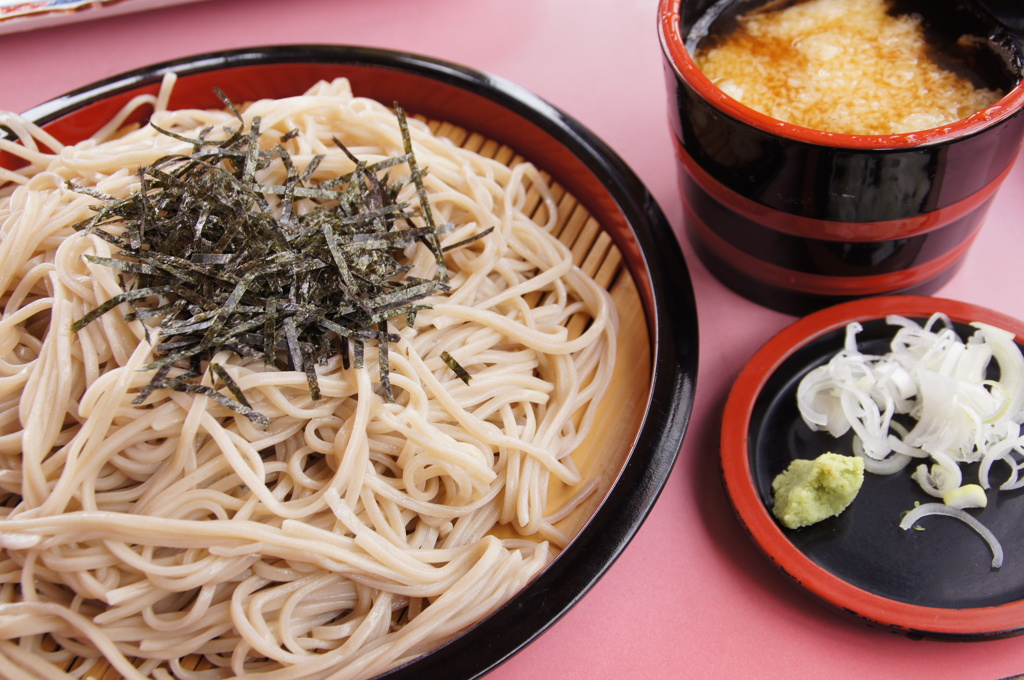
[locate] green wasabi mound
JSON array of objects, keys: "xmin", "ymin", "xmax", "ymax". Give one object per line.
[{"xmin": 771, "ymin": 452, "xmax": 865, "ymax": 530}]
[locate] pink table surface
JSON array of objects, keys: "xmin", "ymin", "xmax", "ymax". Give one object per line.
[{"xmin": 2, "ymin": 1, "xmax": 1023, "ymax": 678}]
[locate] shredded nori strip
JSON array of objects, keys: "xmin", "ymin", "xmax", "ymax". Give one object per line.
[
  {"xmin": 441, "ymin": 351, "xmax": 472, "ymax": 385},
  {"xmin": 70, "ymin": 95, "xmax": 473, "ymax": 423}
]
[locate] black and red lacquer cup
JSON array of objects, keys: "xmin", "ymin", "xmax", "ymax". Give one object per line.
[{"xmin": 659, "ymin": 0, "xmax": 1024, "ymax": 314}]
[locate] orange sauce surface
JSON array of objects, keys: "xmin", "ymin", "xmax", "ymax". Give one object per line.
[{"xmin": 694, "ymin": 0, "xmax": 1002, "ymax": 134}]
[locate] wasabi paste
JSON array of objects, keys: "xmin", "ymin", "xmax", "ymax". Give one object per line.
[{"xmin": 771, "ymin": 452, "xmax": 865, "ymax": 529}]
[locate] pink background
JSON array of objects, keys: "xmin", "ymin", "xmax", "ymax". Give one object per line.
[{"xmin": 2, "ymin": 1, "xmax": 1023, "ymax": 678}]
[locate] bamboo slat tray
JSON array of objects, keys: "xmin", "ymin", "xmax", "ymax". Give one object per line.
[{"xmin": 22, "ymin": 119, "xmax": 651, "ymax": 679}]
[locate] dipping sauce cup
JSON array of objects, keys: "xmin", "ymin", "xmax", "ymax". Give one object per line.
[{"xmin": 658, "ymin": 0, "xmax": 1024, "ymax": 314}]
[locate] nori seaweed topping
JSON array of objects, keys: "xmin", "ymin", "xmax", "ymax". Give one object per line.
[
  {"xmin": 440, "ymin": 351, "xmax": 472, "ymax": 385},
  {"xmin": 70, "ymin": 93, "xmax": 467, "ymax": 423}
]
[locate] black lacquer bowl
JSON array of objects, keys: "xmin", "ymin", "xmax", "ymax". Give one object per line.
[
  {"xmin": 658, "ymin": 0, "xmax": 1024, "ymax": 315},
  {"xmin": 1, "ymin": 45, "xmax": 699, "ymax": 678}
]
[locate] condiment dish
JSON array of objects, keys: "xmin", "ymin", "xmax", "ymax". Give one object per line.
[{"xmin": 722, "ymin": 295, "xmax": 1024, "ymax": 639}]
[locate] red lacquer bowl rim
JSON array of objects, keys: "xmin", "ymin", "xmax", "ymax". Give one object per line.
[
  {"xmin": 657, "ymin": 0, "xmax": 1024, "ymax": 149},
  {"xmin": 721, "ymin": 295, "xmax": 1024, "ymax": 638}
]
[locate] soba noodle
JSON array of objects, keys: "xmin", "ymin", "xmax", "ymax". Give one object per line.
[{"xmin": 0, "ymin": 76, "xmax": 617, "ymax": 679}]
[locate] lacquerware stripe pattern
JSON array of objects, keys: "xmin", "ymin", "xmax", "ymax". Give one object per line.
[
  {"xmin": 672, "ymin": 137, "xmax": 1012, "ymax": 241},
  {"xmin": 683, "ymin": 198, "xmax": 980, "ymax": 295}
]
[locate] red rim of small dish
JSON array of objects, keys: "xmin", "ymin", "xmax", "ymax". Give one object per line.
[
  {"xmin": 721, "ymin": 295, "xmax": 1024, "ymax": 637},
  {"xmin": 657, "ymin": 0, "xmax": 1024, "ymax": 149}
]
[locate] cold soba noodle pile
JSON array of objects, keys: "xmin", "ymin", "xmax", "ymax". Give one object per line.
[{"xmin": 0, "ymin": 77, "xmax": 618, "ymax": 678}]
